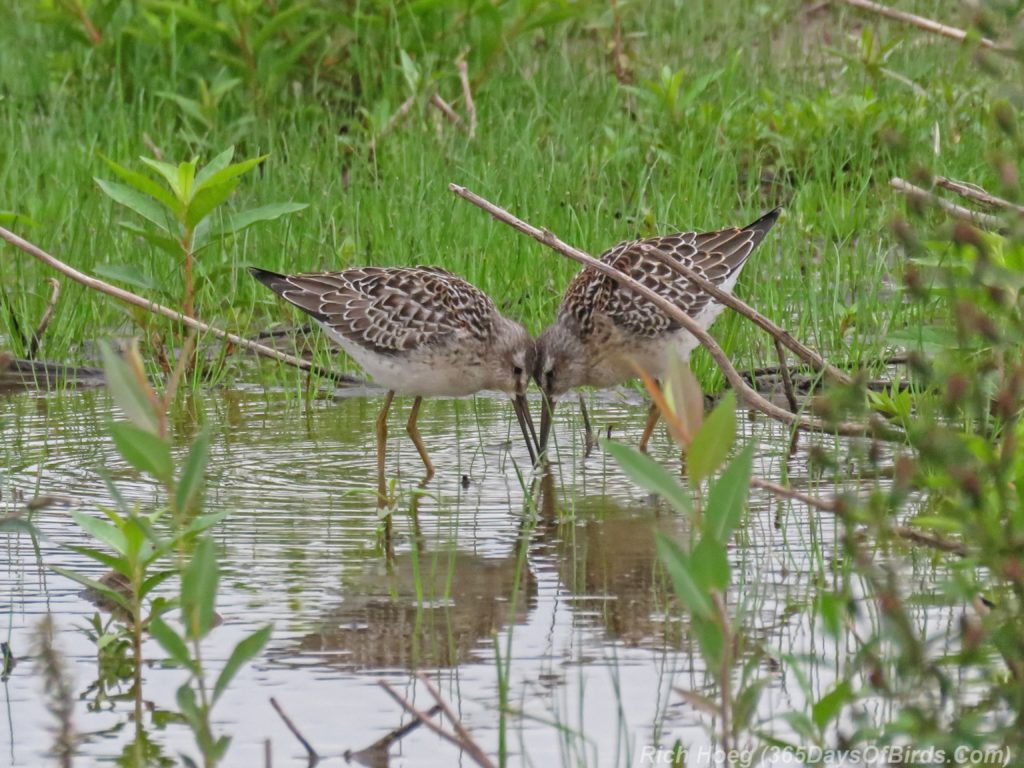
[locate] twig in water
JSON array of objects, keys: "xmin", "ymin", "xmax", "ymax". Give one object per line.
[
  {"xmin": 0, "ymin": 226, "xmax": 359, "ymax": 386},
  {"xmin": 35, "ymin": 616, "xmax": 75, "ymax": 768},
  {"xmin": 448, "ymin": 183, "xmax": 894, "ymax": 440},
  {"xmin": 378, "ymin": 678, "xmax": 495, "ymax": 768},
  {"xmin": 891, "ymin": 177, "xmax": 1005, "ymax": 230},
  {"xmin": 429, "ymin": 93, "xmax": 464, "ymax": 127},
  {"xmin": 934, "ymin": 176, "xmax": 1024, "ymax": 215},
  {"xmin": 27, "ymin": 277, "xmax": 61, "ymax": 359},
  {"xmin": 456, "ymin": 56, "xmax": 477, "ymax": 140},
  {"xmin": 750, "ymin": 476, "xmax": 967, "ymax": 556},
  {"xmin": 344, "ymin": 703, "xmax": 443, "ymax": 763},
  {"xmin": 270, "ymin": 697, "xmax": 319, "ymax": 766},
  {"xmin": 772, "ymin": 337, "xmax": 801, "ymax": 455},
  {"xmin": 838, "ymin": 0, "xmax": 1002, "ymax": 51}
]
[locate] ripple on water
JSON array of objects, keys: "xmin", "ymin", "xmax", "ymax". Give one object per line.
[{"xmin": 1, "ymin": 386, "xmax": 949, "ymax": 766}]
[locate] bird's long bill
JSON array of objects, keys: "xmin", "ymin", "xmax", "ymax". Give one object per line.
[
  {"xmin": 513, "ymin": 394, "xmax": 539, "ymax": 466},
  {"xmin": 538, "ymin": 394, "xmax": 557, "ymax": 458}
]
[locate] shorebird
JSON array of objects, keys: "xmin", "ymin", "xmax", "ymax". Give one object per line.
[
  {"xmin": 249, "ymin": 266, "xmax": 538, "ymax": 504},
  {"xmin": 534, "ymin": 209, "xmax": 780, "ymax": 455}
]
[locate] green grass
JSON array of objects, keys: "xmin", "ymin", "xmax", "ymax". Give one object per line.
[{"xmin": 0, "ymin": 0, "xmax": 1010, "ymax": 390}]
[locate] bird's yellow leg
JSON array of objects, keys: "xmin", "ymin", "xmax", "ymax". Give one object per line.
[
  {"xmin": 406, "ymin": 396, "xmax": 435, "ymax": 482},
  {"xmin": 376, "ymin": 390, "xmax": 395, "ymax": 507},
  {"xmin": 638, "ymin": 382, "xmax": 661, "ymax": 454}
]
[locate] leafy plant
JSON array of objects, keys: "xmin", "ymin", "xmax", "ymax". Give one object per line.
[
  {"xmin": 150, "ymin": 538, "xmax": 271, "ymax": 767},
  {"xmin": 605, "ymin": 357, "xmax": 763, "ymax": 752},
  {"xmin": 50, "ymin": 340, "xmax": 269, "ymax": 766},
  {"xmin": 95, "ymin": 147, "xmax": 307, "ymax": 319}
]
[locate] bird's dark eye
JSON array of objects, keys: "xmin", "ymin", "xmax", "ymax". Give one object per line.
[{"xmin": 513, "ymin": 366, "xmax": 523, "ymax": 376}]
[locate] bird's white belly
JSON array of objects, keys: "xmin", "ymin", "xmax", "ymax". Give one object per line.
[{"xmin": 320, "ymin": 324, "xmax": 489, "ymax": 397}]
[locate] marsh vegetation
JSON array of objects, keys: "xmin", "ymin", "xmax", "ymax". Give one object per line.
[{"xmin": 3, "ymin": 1, "xmax": 1024, "ymax": 766}]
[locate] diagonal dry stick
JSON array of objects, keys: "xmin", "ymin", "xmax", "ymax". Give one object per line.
[
  {"xmin": 643, "ymin": 250, "xmax": 853, "ymax": 385},
  {"xmin": 378, "ymin": 679, "xmax": 495, "ymax": 768},
  {"xmin": 456, "ymin": 57, "xmax": 477, "ymax": 140},
  {"xmin": 449, "ymin": 184, "xmax": 896, "ymax": 440},
  {"xmin": 838, "ymin": 0, "xmax": 1002, "ymax": 51},
  {"xmin": 0, "ymin": 226, "xmax": 358, "ymax": 386},
  {"xmin": 750, "ymin": 476, "xmax": 967, "ymax": 556},
  {"xmin": 934, "ymin": 176, "xmax": 1024, "ymax": 215},
  {"xmin": 891, "ymin": 178, "xmax": 1005, "ymax": 230}
]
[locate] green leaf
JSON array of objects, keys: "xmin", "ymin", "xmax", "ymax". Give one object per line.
[
  {"xmin": 812, "ymin": 680, "xmax": 853, "ymax": 730},
  {"xmin": 655, "ymin": 533, "xmax": 713, "ymax": 619},
  {"xmin": 176, "ymin": 682, "xmax": 202, "ymax": 730},
  {"xmin": 691, "ymin": 613, "xmax": 725, "ymax": 671},
  {"xmin": 110, "ymin": 422, "xmax": 174, "ymax": 483},
  {"xmin": 94, "ymin": 178, "xmax": 175, "ymax": 233},
  {"xmin": 185, "ymin": 178, "xmax": 240, "ymax": 230},
  {"xmin": 150, "ymin": 616, "xmax": 198, "ymax": 674},
  {"xmin": 140, "ymin": 157, "xmax": 186, "ymax": 201},
  {"xmin": 734, "ymin": 678, "xmax": 770, "ymax": 729},
  {"xmin": 101, "ymin": 156, "xmax": 180, "ymax": 212},
  {"xmin": 118, "ymin": 220, "xmax": 182, "ymax": 257},
  {"xmin": 186, "ymin": 510, "xmax": 229, "ymax": 535},
  {"xmin": 155, "ymin": 91, "xmax": 212, "ymax": 128},
  {"xmin": 193, "ymin": 147, "xmax": 236, "ymax": 188},
  {"xmin": 213, "ymin": 625, "xmax": 271, "ymax": 703},
  {"xmin": 215, "ymin": 201, "xmax": 308, "ymax": 239},
  {"xmin": 690, "ymin": 536, "xmax": 730, "ymax": 592},
  {"xmin": 816, "ymin": 592, "xmax": 846, "ymax": 638},
  {"xmin": 140, "ymin": 569, "xmax": 176, "ymax": 600},
  {"xmin": 781, "ymin": 711, "xmax": 818, "ymax": 742},
  {"xmin": 181, "ymin": 537, "xmax": 219, "ymax": 640},
  {"xmin": 65, "ymin": 545, "xmax": 130, "ymax": 575},
  {"xmin": 177, "ymin": 160, "xmax": 197, "ymax": 204},
  {"xmin": 176, "ymin": 429, "xmax": 211, "ymax": 515},
  {"xmin": 94, "ymin": 262, "xmax": 162, "ymax": 293},
  {"xmin": 703, "ymin": 442, "xmax": 754, "ymax": 544},
  {"xmin": 71, "ymin": 511, "xmax": 128, "ymax": 556},
  {"xmin": 100, "ymin": 343, "xmax": 159, "ymax": 434},
  {"xmin": 51, "ymin": 566, "xmax": 131, "ymax": 612},
  {"xmin": 603, "ymin": 440, "xmax": 693, "ymax": 517},
  {"xmin": 687, "ymin": 391, "xmax": 736, "ymax": 487},
  {"xmin": 192, "ymin": 154, "xmax": 267, "ymax": 194}
]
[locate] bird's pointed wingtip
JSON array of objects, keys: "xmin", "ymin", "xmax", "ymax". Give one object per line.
[
  {"xmin": 747, "ymin": 207, "xmax": 783, "ymax": 233},
  {"xmin": 248, "ymin": 266, "xmax": 283, "ymax": 286}
]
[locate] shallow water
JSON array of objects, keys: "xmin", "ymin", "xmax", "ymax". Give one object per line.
[{"xmin": 1, "ymin": 385, "xmax": 953, "ymax": 766}]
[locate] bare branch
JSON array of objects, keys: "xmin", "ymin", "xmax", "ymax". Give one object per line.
[
  {"xmin": 448, "ymin": 183, "xmax": 894, "ymax": 440},
  {"xmin": 27, "ymin": 277, "xmax": 61, "ymax": 358},
  {"xmin": 415, "ymin": 672, "xmax": 493, "ymax": 768},
  {"xmin": 269, "ymin": 697, "xmax": 319, "ymax": 766},
  {"xmin": 891, "ymin": 177, "xmax": 1005, "ymax": 230},
  {"xmin": 456, "ymin": 57, "xmax": 477, "ymax": 140},
  {"xmin": 378, "ymin": 679, "xmax": 495, "ymax": 768},
  {"xmin": 934, "ymin": 176, "xmax": 1024, "ymax": 215},
  {"xmin": 344, "ymin": 704, "xmax": 443, "ymax": 762},
  {"xmin": 0, "ymin": 226, "xmax": 358, "ymax": 386},
  {"xmin": 751, "ymin": 476, "xmax": 967, "ymax": 556},
  {"xmin": 645, "ymin": 250, "xmax": 853, "ymax": 385},
  {"xmin": 370, "ymin": 94, "xmax": 418, "ymax": 156},
  {"xmin": 838, "ymin": 0, "xmax": 1002, "ymax": 51},
  {"xmin": 429, "ymin": 93, "xmax": 463, "ymax": 127}
]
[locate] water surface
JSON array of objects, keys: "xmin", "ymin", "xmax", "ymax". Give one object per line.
[{"xmin": 1, "ymin": 386, "xmax": 953, "ymax": 766}]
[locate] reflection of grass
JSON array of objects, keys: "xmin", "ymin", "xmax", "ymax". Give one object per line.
[{"xmin": 0, "ymin": 2, "xmax": 988, "ymax": 389}]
